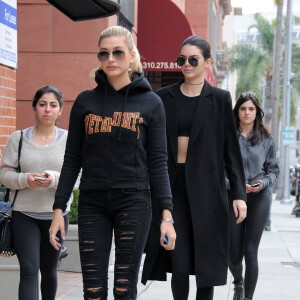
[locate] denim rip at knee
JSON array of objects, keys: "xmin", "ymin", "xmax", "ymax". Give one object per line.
[{"xmin": 78, "ymin": 189, "xmax": 151, "ymax": 299}]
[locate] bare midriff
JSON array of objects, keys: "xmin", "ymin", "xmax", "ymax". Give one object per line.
[{"xmin": 177, "ymin": 136, "xmax": 189, "ymax": 163}]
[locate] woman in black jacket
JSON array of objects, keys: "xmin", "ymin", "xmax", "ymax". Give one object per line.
[
  {"xmin": 142, "ymin": 35, "xmax": 247, "ymax": 300},
  {"xmin": 49, "ymin": 25, "xmax": 176, "ymax": 300}
]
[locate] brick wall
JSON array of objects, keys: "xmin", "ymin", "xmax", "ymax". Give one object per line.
[{"xmin": 0, "ymin": 64, "xmax": 17, "ymax": 156}]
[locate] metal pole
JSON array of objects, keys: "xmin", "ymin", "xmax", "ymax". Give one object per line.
[
  {"xmin": 281, "ymin": 0, "xmax": 293, "ymax": 204},
  {"xmin": 271, "ymin": 0, "xmax": 284, "ymax": 148},
  {"xmin": 275, "ymin": 1, "xmax": 285, "ymax": 201}
]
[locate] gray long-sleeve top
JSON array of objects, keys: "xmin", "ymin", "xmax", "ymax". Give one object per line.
[{"xmin": 238, "ymin": 131, "xmax": 279, "ymax": 190}]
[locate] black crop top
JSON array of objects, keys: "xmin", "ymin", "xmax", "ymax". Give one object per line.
[{"xmin": 177, "ymin": 93, "xmax": 200, "ymax": 136}]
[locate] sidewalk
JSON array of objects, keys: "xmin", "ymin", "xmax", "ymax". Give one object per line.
[{"xmin": 56, "ymin": 198, "xmax": 300, "ymax": 299}]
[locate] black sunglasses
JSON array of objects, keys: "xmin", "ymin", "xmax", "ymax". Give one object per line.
[
  {"xmin": 97, "ymin": 50, "xmax": 127, "ymax": 62},
  {"xmin": 176, "ymin": 56, "xmax": 199, "ymax": 68},
  {"xmin": 239, "ymin": 92, "xmax": 256, "ymax": 99}
]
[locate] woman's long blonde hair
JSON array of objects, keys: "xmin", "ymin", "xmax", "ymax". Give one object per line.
[{"xmin": 97, "ymin": 26, "xmax": 143, "ymax": 77}]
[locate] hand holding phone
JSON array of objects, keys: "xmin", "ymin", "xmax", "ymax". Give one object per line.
[
  {"xmin": 34, "ymin": 176, "xmax": 46, "ymax": 181},
  {"xmin": 251, "ymin": 182, "xmax": 260, "ymax": 187},
  {"xmin": 163, "ymin": 236, "xmax": 168, "ymax": 244}
]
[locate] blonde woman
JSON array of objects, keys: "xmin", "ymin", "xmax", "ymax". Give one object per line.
[{"xmin": 49, "ymin": 26, "xmax": 176, "ymax": 300}]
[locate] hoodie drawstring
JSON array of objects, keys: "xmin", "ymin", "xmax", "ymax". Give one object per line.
[
  {"xmin": 118, "ymin": 86, "xmax": 130, "ymax": 141},
  {"xmin": 102, "ymin": 85, "xmax": 108, "ymax": 117}
]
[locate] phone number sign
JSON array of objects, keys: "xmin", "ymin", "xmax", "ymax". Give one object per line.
[
  {"xmin": 142, "ymin": 61, "xmax": 181, "ymax": 71},
  {"xmin": 0, "ymin": 0, "xmax": 17, "ymax": 68}
]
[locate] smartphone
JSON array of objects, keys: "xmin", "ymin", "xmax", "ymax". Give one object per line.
[
  {"xmin": 34, "ymin": 176, "xmax": 46, "ymax": 181},
  {"xmin": 163, "ymin": 236, "xmax": 168, "ymax": 244},
  {"xmin": 251, "ymin": 182, "xmax": 260, "ymax": 187}
]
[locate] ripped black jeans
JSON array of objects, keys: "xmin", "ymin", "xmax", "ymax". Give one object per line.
[{"xmin": 78, "ymin": 189, "xmax": 152, "ymax": 300}]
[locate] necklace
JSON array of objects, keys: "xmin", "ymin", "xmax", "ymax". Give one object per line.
[
  {"xmin": 184, "ymin": 81, "xmax": 204, "ymax": 85},
  {"xmin": 181, "ymin": 81, "xmax": 204, "ymax": 97},
  {"xmin": 35, "ymin": 128, "xmax": 55, "ymax": 146}
]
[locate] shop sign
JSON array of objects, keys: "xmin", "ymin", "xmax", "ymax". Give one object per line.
[
  {"xmin": 283, "ymin": 126, "xmax": 295, "ymax": 145},
  {"xmin": 0, "ymin": 0, "xmax": 17, "ymax": 68}
]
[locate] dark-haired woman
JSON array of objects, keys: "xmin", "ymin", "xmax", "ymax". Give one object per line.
[
  {"xmin": 229, "ymin": 92, "xmax": 279, "ymax": 300},
  {"xmin": 0, "ymin": 86, "xmax": 72, "ymax": 300},
  {"xmin": 142, "ymin": 35, "xmax": 247, "ymax": 300}
]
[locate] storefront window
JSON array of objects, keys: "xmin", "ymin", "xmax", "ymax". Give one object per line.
[{"xmin": 118, "ymin": 0, "xmax": 134, "ymax": 30}]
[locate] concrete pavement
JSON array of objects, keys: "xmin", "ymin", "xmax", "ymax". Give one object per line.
[{"xmin": 56, "ymin": 197, "xmax": 300, "ymax": 300}]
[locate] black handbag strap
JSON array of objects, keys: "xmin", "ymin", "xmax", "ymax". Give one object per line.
[{"xmin": 4, "ymin": 131, "xmax": 23, "ymax": 208}]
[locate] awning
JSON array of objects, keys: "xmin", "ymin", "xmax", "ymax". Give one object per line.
[
  {"xmin": 138, "ymin": 0, "xmax": 194, "ymax": 72},
  {"xmin": 46, "ymin": 0, "xmax": 120, "ymax": 21}
]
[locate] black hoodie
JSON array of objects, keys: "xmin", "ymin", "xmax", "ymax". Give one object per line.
[{"xmin": 53, "ymin": 70, "xmax": 172, "ymax": 212}]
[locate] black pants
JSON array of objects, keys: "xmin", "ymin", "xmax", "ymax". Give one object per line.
[
  {"xmin": 229, "ymin": 187, "xmax": 272, "ymax": 300},
  {"xmin": 171, "ymin": 164, "xmax": 214, "ymax": 300},
  {"xmin": 78, "ymin": 189, "xmax": 151, "ymax": 300},
  {"xmin": 12, "ymin": 211, "xmax": 67, "ymax": 300}
]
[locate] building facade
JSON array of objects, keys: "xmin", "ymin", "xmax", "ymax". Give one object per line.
[
  {"xmin": 0, "ymin": 0, "xmax": 17, "ymax": 155},
  {"xmin": 0, "ymin": 0, "xmax": 231, "ymax": 150}
]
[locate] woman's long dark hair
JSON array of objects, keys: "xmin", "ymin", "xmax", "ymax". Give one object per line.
[{"xmin": 233, "ymin": 92, "xmax": 271, "ymax": 145}]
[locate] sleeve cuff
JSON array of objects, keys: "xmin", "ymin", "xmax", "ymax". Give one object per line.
[
  {"xmin": 260, "ymin": 179, "xmax": 269, "ymax": 190},
  {"xmin": 159, "ymin": 200, "xmax": 173, "ymax": 213}
]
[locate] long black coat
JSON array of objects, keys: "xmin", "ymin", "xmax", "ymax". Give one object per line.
[{"xmin": 142, "ymin": 80, "xmax": 246, "ymax": 288}]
